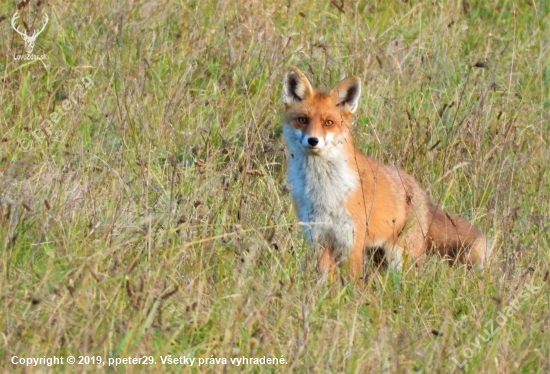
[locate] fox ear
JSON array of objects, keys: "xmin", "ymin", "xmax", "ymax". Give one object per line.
[
  {"xmin": 283, "ymin": 67, "xmax": 314, "ymax": 104},
  {"xmin": 331, "ymin": 76, "xmax": 362, "ymax": 114}
]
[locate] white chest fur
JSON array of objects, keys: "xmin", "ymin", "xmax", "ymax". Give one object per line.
[{"xmin": 283, "ymin": 125, "xmax": 358, "ymax": 258}]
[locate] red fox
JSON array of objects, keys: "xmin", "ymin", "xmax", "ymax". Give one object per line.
[{"xmin": 282, "ymin": 67, "xmax": 490, "ymax": 280}]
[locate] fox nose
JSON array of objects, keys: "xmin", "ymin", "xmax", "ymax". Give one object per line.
[{"xmin": 307, "ymin": 137, "xmax": 319, "ymax": 147}]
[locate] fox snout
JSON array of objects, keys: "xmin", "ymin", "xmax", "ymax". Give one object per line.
[
  {"xmin": 296, "ymin": 132, "xmax": 328, "ymax": 152},
  {"xmin": 302, "ymin": 134, "xmax": 324, "ymax": 149},
  {"xmin": 285, "ymin": 125, "xmax": 328, "ymax": 151},
  {"xmin": 307, "ymin": 137, "xmax": 319, "ymax": 147}
]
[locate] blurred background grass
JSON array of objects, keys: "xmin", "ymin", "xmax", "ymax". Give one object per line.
[{"xmin": 0, "ymin": 0, "xmax": 549, "ymax": 372}]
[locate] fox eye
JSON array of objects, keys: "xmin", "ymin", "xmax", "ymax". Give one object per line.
[
  {"xmin": 298, "ymin": 117, "xmax": 308, "ymax": 124},
  {"xmin": 324, "ymin": 120, "xmax": 333, "ymax": 126}
]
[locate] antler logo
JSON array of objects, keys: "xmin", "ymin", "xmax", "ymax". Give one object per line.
[{"xmin": 11, "ymin": 12, "xmax": 49, "ymax": 54}]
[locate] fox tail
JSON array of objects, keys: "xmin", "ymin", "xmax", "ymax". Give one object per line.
[{"xmin": 426, "ymin": 202, "xmax": 491, "ymax": 267}]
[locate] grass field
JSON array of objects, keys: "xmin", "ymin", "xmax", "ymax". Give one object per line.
[{"xmin": 1, "ymin": 0, "xmax": 549, "ymax": 372}]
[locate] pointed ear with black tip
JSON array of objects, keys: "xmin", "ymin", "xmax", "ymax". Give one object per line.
[
  {"xmin": 282, "ymin": 67, "xmax": 314, "ymax": 105},
  {"xmin": 331, "ymin": 76, "xmax": 362, "ymax": 114}
]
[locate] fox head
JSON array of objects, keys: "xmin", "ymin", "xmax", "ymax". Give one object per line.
[{"xmin": 282, "ymin": 67, "xmax": 361, "ymax": 156}]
